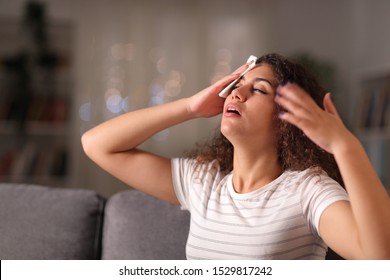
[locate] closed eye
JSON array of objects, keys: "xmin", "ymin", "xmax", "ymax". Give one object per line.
[
  {"xmin": 229, "ymin": 84, "xmax": 240, "ymax": 94},
  {"xmin": 253, "ymin": 88, "xmax": 267, "ymax": 95},
  {"xmin": 231, "ymin": 85, "xmax": 268, "ymax": 95}
]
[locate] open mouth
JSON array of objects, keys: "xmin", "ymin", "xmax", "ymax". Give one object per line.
[{"xmin": 226, "ymin": 107, "xmax": 241, "ymax": 116}]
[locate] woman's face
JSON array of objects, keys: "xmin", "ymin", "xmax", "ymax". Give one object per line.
[{"xmin": 220, "ymin": 63, "xmax": 279, "ymax": 148}]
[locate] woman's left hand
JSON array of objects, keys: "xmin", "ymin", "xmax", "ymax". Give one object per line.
[{"xmin": 275, "ymin": 83, "xmax": 354, "ymax": 155}]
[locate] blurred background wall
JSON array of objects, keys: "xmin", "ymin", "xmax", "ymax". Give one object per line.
[{"xmin": 0, "ymin": 0, "xmax": 389, "ymax": 197}]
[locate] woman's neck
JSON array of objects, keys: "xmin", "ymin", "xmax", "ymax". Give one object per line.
[{"xmin": 232, "ymin": 145, "xmax": 282, "ymax": 194}]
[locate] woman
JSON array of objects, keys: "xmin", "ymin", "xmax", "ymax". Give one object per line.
[{"xmin": 82, "ymin": 53, "xmax": 390, "ymax": 259}]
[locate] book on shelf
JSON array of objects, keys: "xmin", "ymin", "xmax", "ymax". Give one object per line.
[
  {"xmin": 0, "ymin": 94, "xmax": 69, "ymax": 125},
  {"xmin": 357, "ymin": 74, "xmax": 390, "ymax": 131},
  {"xmin": 10, "ymin": 143, "xmax": 37, "ymax": 180},
  {"xmin": 362, "ymin": 138, "xmax": 389, "ymax": 190},
  {"xmin": 0, "ymin": 144, "xmax": 68, "ymax": 182},
  {"xmin": 0, "ymin": 150, "xmax": 15, "ymax": 177},
  {"xmin": 358, "ymin": 88, "xmax": 390, "ymax": 130}
]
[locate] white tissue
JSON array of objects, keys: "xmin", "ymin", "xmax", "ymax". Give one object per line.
[{"xmin": 218, "ymin": 55, "xmax": 258, "ymax": 98}]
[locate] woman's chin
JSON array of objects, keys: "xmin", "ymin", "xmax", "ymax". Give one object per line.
[{"xmin": 220, "ymin": 125, "xmax": 241, "ymax": 141}]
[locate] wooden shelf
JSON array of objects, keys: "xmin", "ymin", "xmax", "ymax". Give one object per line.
[
  {"xmin": 0, "ymin": 121, "xmax": 68, "ymax": 136},
  {"xmin": 0, "ymin": 16, "xmax": 74, "ymax": 188},
  {"xmin": 356, "ymin": 127, "xmax": 390, "ymax": 141},
  {"xmin": 355, "ymin": 72, "xmax": 390, "ymax": 190}
]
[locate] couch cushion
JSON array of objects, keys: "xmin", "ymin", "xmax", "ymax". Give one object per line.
[
  {"xmin": 0, "ymin": 183, "xmax": 105, "ymax": 259},
  {"xmin": 102, "ymin": 190, "xmax": 190, "ymax": 259}
]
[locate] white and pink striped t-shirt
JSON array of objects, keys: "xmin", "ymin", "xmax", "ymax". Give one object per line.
[{"xmin": 172, "ymin": 158, "xmax": 349, "ymax": 260}]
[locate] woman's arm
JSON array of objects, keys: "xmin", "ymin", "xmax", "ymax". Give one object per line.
[
  {"xmin": 81, "ymin": 66, "xmax": 245, "ymax": 203},
  {"xmin": 275, "ymin": 83, "xmax": 390, "ymax": 259},
  {"xmin": 82, "ymin": 98, "xmax": 192, "ymax": 204}
]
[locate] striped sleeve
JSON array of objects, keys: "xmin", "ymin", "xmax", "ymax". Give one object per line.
[
  {"xmin": 300, "ymin": 172, "xmax": 349, "ymax": 238},
  {"xmin": 171, "ymin": 158, "xmax": 196, "ymax": 211}
]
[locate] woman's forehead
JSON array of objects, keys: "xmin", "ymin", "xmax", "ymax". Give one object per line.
[{"xmin": 243, "ymin": 64, "xmax": 277, "ymax": 86}]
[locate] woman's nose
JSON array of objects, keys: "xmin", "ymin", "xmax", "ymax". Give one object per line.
[{"xmin": 231, "ymin": 87, "xmax": 246, "ymax": 102}]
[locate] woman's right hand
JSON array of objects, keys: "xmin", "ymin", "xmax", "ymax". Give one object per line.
[{"xmin": 186, "ymin": 64, "xmax": 249, "ymax": 118}]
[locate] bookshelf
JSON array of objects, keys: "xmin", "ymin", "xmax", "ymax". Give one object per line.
[
  {"xmin": 355, "ymin": 72, "xmax": 390, "ymax": 193},
  {"xmin": 0, "ymin": 8, "xmax": 74, "ymax": 188}
]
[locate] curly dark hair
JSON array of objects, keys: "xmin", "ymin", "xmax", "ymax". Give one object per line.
[{"xmin": 186, "ymin": 53, "xmax": 343, "ymax": 185}]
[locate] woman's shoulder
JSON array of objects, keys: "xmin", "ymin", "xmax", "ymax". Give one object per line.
[
  {"xmin": 173, "ymin": 157, "xmax": 220, "ymax": 172},
  {"xmin": 285, "ymin": 166, "xmax": 333, "ymax": 180},
  {"xmin": 281, "ymin": 167, "xmax": 342, "ymax": 192},
  {"xmin": 172, "ymin": 157, "xmax": 225, "ymax": 182}
]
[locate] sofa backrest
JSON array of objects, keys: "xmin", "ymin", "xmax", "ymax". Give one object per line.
[
  {"xmin": 101, "ymin": 190, "xmax": 190, "ymax": 260},
  {"xmin": 0, "ymin": 183, "xmax": 105, "ymax": 260}
]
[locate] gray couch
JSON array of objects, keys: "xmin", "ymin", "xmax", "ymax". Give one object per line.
[
  {"xmin": 0, "ymin": 183, "xmax": 190, "ymax": 260},
  {"xmin": 0, "ymin": 183, "xmax": 343, "ymax": 260}
]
